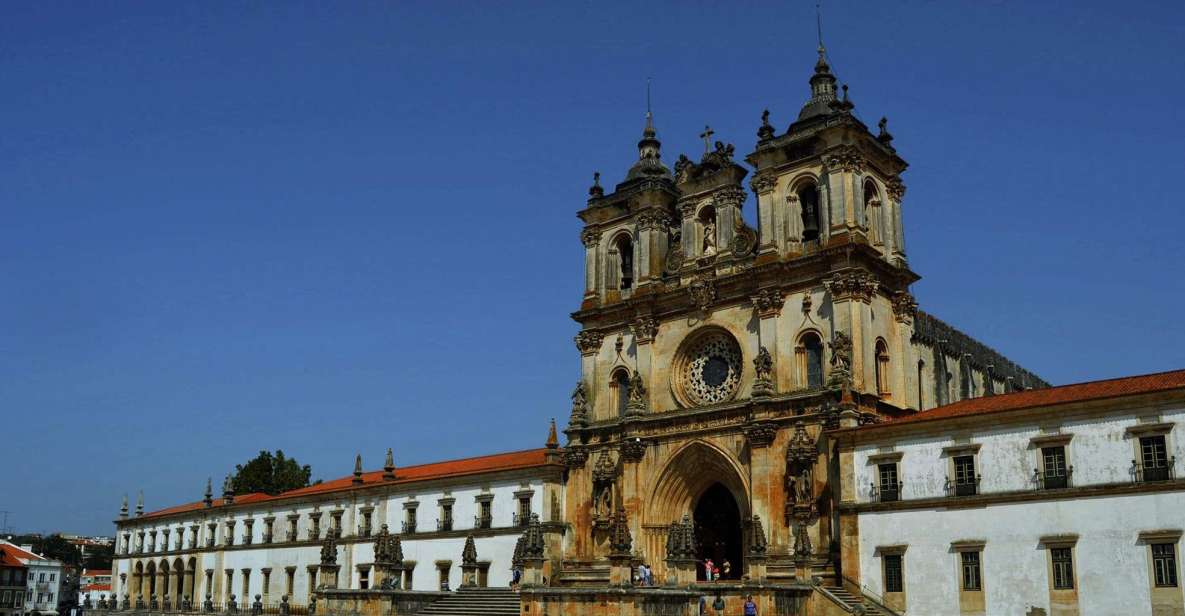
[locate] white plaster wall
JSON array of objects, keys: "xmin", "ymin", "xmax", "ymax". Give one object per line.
[
  {"xmin": 858, "ymin": 490, "xmax": 1185, "ymax": 616},
  {"xmin": 853, "ymin": 408, "xmax": 1185, "ymax": 502},
  {"xmin": 113, "ymin": 477, "xmax": 548, "ymax": 602}
]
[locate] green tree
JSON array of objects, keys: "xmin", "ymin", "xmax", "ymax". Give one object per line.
[
  {"xmin": 82, "ymin": 543, "xmax": 114, "ymax": 570},
  {"xmin": 229, "ymin": 450, "xmax": 312, "ymax": 495},
  {"xmin": 12, "ymin": 534, "xmax": 81, "ymax": 568}
]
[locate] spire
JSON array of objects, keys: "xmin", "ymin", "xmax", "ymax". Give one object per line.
[
  {"xmin": 383, "ymin": 448, "xmax": 396, "ymax": 481},
  {"xmin": 119, "ymin": 494, "xmax": 129, "ymax": 519},
  {"xmin": 203, "ymin": 478, "xmax": 213, "ymax": 508},
  {"xmin": 625, "ymin": 80, "xmax": 672, "ymax": 182},
  {"xmin": 797, "ymin": 2, "xmax": 840, "ymax": 122},
  {"xmin": 135, "ymin": 490, "xmax": 144, "ymax": 517},
  {"xmin": 353, "ymin": 454, "xmax": 364, "ymax": 485},
  {"xmin": 546, "ymin": 419, "xmax": 559, "ymax": 449},
  {"xmin": 222, "ymin": 475, "xmax": 235, "ymax": 505}
]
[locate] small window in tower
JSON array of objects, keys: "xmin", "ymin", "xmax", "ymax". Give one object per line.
[
  {"xmin": 615, "ymin": 235, "xmax": 634, "ymax": 290},
  {"xmin": 798, "ymin": 183, "xmax": 821, "ymax": 242},
  {"xmin": 798, "ymin": 332, "xmax": 824, "ymax": 389},
  {"xmin": 875, "ymin": 338, "xmax": 890, "ymax": 396},
  {"xmin": 613, "ymin": 369, "xmax": 631, "ymax": 417}
]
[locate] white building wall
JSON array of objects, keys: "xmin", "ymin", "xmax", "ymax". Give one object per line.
[
  {"xmin": 852, "ymin": 405, "xmax": 1185, "ymax": 615},
  {"xmin": 858, "ymin": 491, "xmax": 1185, "ymax": 616}
]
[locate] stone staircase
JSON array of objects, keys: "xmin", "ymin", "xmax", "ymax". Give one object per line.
[
  {"xmin": 416, "ymin": 587, "xmax": 519, "ymax": 616},
  {"xmin": 820, "ymin": 584, "xmax": 898, "ymax": 615}
]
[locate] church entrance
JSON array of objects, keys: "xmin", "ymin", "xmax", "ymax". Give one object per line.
[{"xmin": 693, "ymin": 482, "xmax": 743, "ymax": 581}]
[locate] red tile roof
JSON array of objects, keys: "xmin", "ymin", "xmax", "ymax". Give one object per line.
[
  {"xmin": 138, "ymin": 448, "xmax": 556, "ymax": 520},
  {"xmin": 82, "ymin": 584, "xmax": 112, "ymax": 593},
  {"xmin": 866, "ymin": 368, "xmax": 1185, "ymax": 430},
  {"xmin": 0, "ymin": 545, "xmax": 28, "ymax": 567},
  {"xmin": 0, "ymin": 542, "xmax": 43, "ymax": 563}
]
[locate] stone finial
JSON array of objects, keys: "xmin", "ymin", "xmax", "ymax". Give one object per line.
[
  {"xmin": 461, "ymin": 535, "xmax": 478, "ymax": 566},
  {"xmin": 757, "ymin": 109, "xmax": 774, "ymax": 141},
  {"xmin": 135, "ymin": 490, "xmax": 144, "ymax": 517},
  {"xmin": 319, "ymin": 532, "xmax": 338, "ymax": 566},
  {"xmin": 748, "ymin": 515, "xmax": 768, "ymax": 555},
  {"xmin": 352, "ymin": 454, "xmax": 364, "ymax": 485},
  {"xmin": 588, "ymin": 172, "xmax": 604, "ymax": 199},
  {"xmin": 520, "ymin": 514, "xmax": 545, "ymax": 559},
  {"xmin": 203, "ymin": 477, "xmax": 213, "ymax": 508},
  {"xmin": 222, "ymin": 475, "xmax": 235, "ymax": 505},
  {"xmin": 119, "ymin": 494, "xmax": 129, "ymax": 519},
  {"xmin": 608, "ymin": 507, "xmax": 633, "ymax": 556},
  {"xmin": 382, "ymin": 448, "xmax": 396, "ymax": 481},
  {"xmin": 545, "ymin": 419, "xmax": 559, "ymax": 449}
]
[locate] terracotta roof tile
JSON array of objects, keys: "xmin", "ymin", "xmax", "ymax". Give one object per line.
[
  {"xmin": 82, "ymin": 584, "xmax": 112, "ymax": 592},
  {"xmin": 139, "ymin": 448, "xmax": 555, "ymax": 520},
  {"xmin": 0, "ymin": 542, "xmax": 42, "ymax": 564},
  {"xmin": 870, "ymin": 368, "xmax": 1185, "ymax": 430}
]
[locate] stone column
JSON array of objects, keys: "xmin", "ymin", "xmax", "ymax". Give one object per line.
[
  {"xmin": 629, "ymin": 317, "xmax": 657, "ymax": 407},
  {"xmin": 711, "ymin": 186, "xmax": 746, "ymax": 258},
  {"xmin": 750, "ymin": 174, "xmax": 778, "ymax": 254},
  {"xmin": 887, "ymin": 177, "xmax": 907, "ymax": 262},
  {"xmin": 574, "ymin": 331, "xmax": 604, "ymax": 420},
  {"xmin": 824, "ymin": 270, "xmax": 877, "ymax": 392},
  {"xmin": 637, "ymin": 209, "xmax": 670, "ymax": 285},
  {"xmin": 743, "ymin": 423, "xmax": 779, "ymax": 548},
  {"xmin": 679, "ymin": 201, "xmax": 697, "ymax": 264}
]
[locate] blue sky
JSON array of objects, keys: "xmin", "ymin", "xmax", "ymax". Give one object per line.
[{"xmin": 2, "ymin": 1, "xmax": 1183, "ymax": 536}]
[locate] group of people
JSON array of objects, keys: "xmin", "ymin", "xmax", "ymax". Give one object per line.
[
  {"xmin": 699, "ymin": 593, "xmax": 759, "ymax": 616},
  {"xmin": 700, "ymin": 557, "xmax": 731, "ymax": 581},
  {"xmin": 633, "ymin": 562, "xmax": 655, "ymax": 586}
]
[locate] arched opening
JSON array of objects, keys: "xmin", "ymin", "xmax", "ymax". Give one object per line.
[
  {"xmin": 863, "ymin": 178, "xmax": 882, "ymax": 245},
  {"xmin": 693, "ymin": 483, "xmax": 743, "ymax": 581},
  {"xmin": 797, "ymin": 332, "xmax": 824, "ymax": 389},
  {"xmin": 145, "ymin": 561, "xmax": 157, "ymax": 599},
  {"xmin": 133, "ymin": 562, "xmax": 144, "ymax": 603},
  {"xmin": 611, "ymin": 368, "xmax": 631, "ymax": 417},
  {"xmin": 698, "ymin": 206, "xmax": 718, "ymax": 257},
  {"xmin": 917, "ymin": 361, "xmax": 926, "ymax": 410},
  {"xmin": 874, "ymin": 338, "xmax": 890, "ymax": 396},
  {"xmin": 797, "ymin": 183, "xmax": 820, "ymax": 242},
  {"xmin": 614, "ymin": 234, "xmax": 634, "ymax": 290},
  {"xmin": 159, "ymin": 561, "xmax": 170, "ymax": 600}
]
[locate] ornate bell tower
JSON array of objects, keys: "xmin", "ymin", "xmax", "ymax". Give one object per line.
[{"xmin": 537, "ymin": 42, "xmax": 1043, "ymax": 613}]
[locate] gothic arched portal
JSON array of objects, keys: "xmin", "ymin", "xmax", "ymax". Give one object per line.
[{"xmin": 694, "ymin": 482, "xmax": 743, "ymax": 580}]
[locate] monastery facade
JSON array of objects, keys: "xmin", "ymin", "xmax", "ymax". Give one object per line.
[{"xmin": 102, "ymin": 44, "xmax": 1185, "ymax": 616}]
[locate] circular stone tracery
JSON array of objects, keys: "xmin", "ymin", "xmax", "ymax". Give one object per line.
[{"xmin": 677, "ymin": 330, "xmax": 743, "ymax": 406}]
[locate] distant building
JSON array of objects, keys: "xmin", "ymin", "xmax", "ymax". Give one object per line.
[
  {"xmin": 111, "ymin": 442, "xmax": 563, "ymax": 606},
  {"xmin": 75, "ymin": 570, "xmax": 111, "ymax": 606},
  {"xmin": 0, "ymin": 542, "xmax": 62, "ymax": 616},
  {"xmin": 0, "ymin": 544, "xmax": 29, "ymax": 616}
]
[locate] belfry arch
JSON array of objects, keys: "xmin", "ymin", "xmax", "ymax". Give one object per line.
[{"xmin": 645, "ymin": 441, "xmax": 750, "ymax": 577}]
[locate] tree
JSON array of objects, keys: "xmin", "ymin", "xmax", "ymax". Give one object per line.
[
  {"xmin": 12, "ymin": 534, "xmax": 81, "ymax": 568},
  {"xmin": 229, "ymin": 450, "xmax": 312, "ymax": 496},
  {"xmin": 82, "ymin": 543, "xmax": 114, "ymax": 570}
]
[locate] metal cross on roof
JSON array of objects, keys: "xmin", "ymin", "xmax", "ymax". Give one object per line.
[{"xmin": 700, "ymin": 125, "xmax": 714, "ymax": 153}]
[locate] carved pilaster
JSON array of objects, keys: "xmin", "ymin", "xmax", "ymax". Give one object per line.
[
  {"xmin": 822, "ymin": 145, "xmax": 863, "ymax": 174},
  {"xmin": 886, "ymin": 176, "xmax": 906, "ymax": 202},
  {"xmin": 823, "ymin": 270, "xmax": 878, "ymax": 303},
  {"xmin": 619, "ymin": 438, "xmax": 646, "ymax": 463},
  {"xmin": 573, "ymin": 330, "xmax": 605, "ymax": 356},
  {"xmin": 892, "ymin": 291, "xmax": 918, "ymax": 324},
  {"xmin": 744, "ymin": 421, "xmax": 778, "ymax": 448},
  {"xmin": 637, "ymin": 209, "xmax": 671, "ymax": 231},
  {"xmin": 749, "ymin": 174, "xmax": 777, "ymax": 195},
  {"xmin": 712, "ymin": 185, "xmax": 747, "ymax": 209},
  {"xmin": 580, "ymin": 228, "xmax": 602, "ymax": 248},
  {"xmin": 562, "ymin": 447, "xmax": 588, "ymax": 469},
  {"xmin": 629, "ymin": 317, "xmax": 658, "ymax": 344},
  {"xmin": 688, "ymin": 278, "xmax": 717, "ymax": 314},
  {"xmin": 749, "ymin": 289, "xmax": 785, "ymax": 318}
]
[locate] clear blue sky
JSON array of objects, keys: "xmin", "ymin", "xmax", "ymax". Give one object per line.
[{"xmin": 3, "ymin": 1, "xmax": 1183, "ymax": 536}]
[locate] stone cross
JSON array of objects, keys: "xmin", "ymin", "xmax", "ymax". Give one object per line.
[{"xmin": 700, "ymin": 126, "xmax": 714, "ymax": 153}]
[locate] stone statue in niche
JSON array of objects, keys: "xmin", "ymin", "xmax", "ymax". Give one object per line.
[
  {"xmin": 594, "ymin": 483, "xmax": 614, "ymax": 520},
  {"xmin": 702, "ymin": 221, "xmax": 717, "ymax": 257},
  {"xmin": 795, "ymin": 467, "xmax": 812, "ymax": 504}
]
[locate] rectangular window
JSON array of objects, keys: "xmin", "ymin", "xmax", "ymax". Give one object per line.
[
  {"xmin": 405, "ymin": 508, "xmax": 417, "ymax": 534},
  {"xmin": 361, "ymin": 511, "xmax": 373, "ymax": 537},
  {"xmin": 48, "ymin": 574, "xmax": 54, "ymax": 582},
  {"xmin": 480, "ymin": 502, "xmax": 492, "ymax": 528},
  {"xmin": 518, "ymin": 497, "xmax": 531, "ymax": 526},
  {"xmin": 1051, "ymin": 547, "xmax": 1074, "ymax": 589},
  {"xmin": 953, "ymin": 455, "xmax": 977, "ymax": 496},
  {"xmin": 286, "ymin": 569, "xmax": 295, "ymax": 597},
  {"xmin": 437, "ymin": 565, "xmax": 449, "ymax": 591},
  {"xmin": 1041, "ymin": 446, "xmax": 1069, "ymax": 489},
  {"xmin": 960, "ymin": 551, "xmax": 982, "ymax": 591},
  {"xmin": 1140, "ymin": 435, "xmax": 1171, "ymax": 481},
  {"xmin": 878, "ymin": 463, "xmax": 900, "ymax": 502},
  {"xmin": 1153, "ymin": 543, "xmax": 1179, "ymax": 588},
  {"xmin": 442, "ymin": 504, "xmax": 453, "ymax": 531},
  {"xmin": 404, "ymin": 563, "xmax": 414, "ymax": 591},
  {"xmin": 883, "ymin": 554, "xmax": 903, "ymax": 593}
]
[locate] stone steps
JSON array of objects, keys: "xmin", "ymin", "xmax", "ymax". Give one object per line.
[
  {"xmin": 822, "ymin": 585, "xmax": 893, "ymax": 615},
  {"xmin": 416, "ymin": 587, "xmax": 519, "ymax": 616}
]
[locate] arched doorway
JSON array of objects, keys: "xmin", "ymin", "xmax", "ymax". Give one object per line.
[{"xmin": 694, "ymin": 483, "xmax": 743, "ymax": 580}]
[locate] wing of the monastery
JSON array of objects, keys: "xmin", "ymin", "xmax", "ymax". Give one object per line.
[{"xmin": 104, "ymin": 45, "xmax": 1184, "ymax": 616}]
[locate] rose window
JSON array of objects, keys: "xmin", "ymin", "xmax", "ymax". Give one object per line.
[{"xmin": 678, "ymin": 330, "xmax": 743, "ymax": 406}]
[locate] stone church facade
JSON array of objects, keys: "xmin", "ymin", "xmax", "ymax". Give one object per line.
[{"xmin": 533, "ymin": 43, "xmax": 1046, "ymax": 605}]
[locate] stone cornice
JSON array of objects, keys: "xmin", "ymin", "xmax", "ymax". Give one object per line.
[
  {"xmin": 839, "ymin": 478, "xmax": 1185, "ymax": 515},
  {"xmin": 572, "ymin": 242, "xmax": 919, "ymax": 329}
]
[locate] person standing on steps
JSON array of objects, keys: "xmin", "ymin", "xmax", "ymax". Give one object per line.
[{"xmin": 743, "ymin": 594, "xmax": 758, "ymax": 616}]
